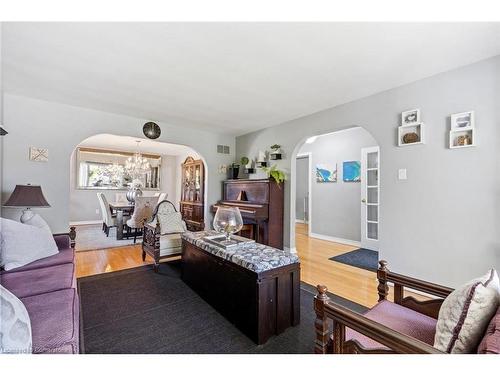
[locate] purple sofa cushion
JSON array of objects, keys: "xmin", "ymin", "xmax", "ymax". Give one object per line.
[
  {"xmin": 1, "ymin": 247, "xmax": 75, "ymax": 274},
  {"xmin": 0, "ymin": 263, "xmax": 76, "ymax": 299},
  {"xmin": 345, "ymin": 300, "xmax": 437, "ymax": 350},
  {"xmin": 477, "ymin": 307, "xmax": 500, "ymax": 354},
  {"xmin": 21, "ymin": 289, "xmax": 79, "ymax": 354}
]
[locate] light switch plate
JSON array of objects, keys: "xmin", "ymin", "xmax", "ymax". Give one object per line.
[{"xmin": 398, "ymin": 169, "xmax": 407, "ymax": 180}]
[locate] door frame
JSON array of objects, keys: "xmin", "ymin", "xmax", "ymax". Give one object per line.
[
  {"xmin": 360, "ymin": 146, "xmax": 380, "ymax": 250},
  {"xmin": 296, "ymin": 152, "xmax": 312, "ymax": 237}
]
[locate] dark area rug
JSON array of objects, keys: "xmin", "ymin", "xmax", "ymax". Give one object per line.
[
  {"xmin": 329, "ymin": 248, "xmax": 379, "ymax": 272},
  {"xmin": 77, "ymin": 261, "xmax": 367, "ymax": 354}
]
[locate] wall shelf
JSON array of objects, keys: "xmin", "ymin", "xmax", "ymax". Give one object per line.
[{"xmin": 398, "ymin": 122, "xmax": 425, "ymax": 147}]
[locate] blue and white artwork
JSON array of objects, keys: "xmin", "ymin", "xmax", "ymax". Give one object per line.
[
  {"xmin": 316, "ymin": 164, "xmax": 337, "ymax": 182},
  {"xmin": 343, "ymin": 161, "xmax": 361, "ymax": 182}
]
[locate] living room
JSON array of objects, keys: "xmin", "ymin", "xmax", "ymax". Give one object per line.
[{"xmin": 1, "ymin": 1, "xmax": 499, "ymax": 373}]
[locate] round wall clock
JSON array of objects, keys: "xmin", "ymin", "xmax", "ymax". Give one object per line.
[{"xmin": 143, "ymin": 122, "xmax": 161, "ymax": 139}]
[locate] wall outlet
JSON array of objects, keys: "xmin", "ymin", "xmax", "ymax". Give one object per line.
[{"xmin": 398, "ymin": 169, "xmax": 407, "ymax": 180}]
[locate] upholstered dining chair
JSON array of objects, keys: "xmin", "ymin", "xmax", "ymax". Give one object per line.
[
  {"xmin": 97, "ymin": 192, "xmax": 117, "ymax": 236},
  {"xmin": 126, "ymin": 196, "xmax": 158, "ymax": 243}
]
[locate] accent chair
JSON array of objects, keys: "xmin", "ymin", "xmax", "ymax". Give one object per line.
[{"xmin": 142, "ymin": 200, "xmax": 187, "ymax": 272}]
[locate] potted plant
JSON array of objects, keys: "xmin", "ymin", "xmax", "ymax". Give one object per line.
[
  {"xmin": 270, "ymin": 144, "xmax": 282, "ymax": 160},
  {"xmin": 263, "ymin": 165, "xmax": 286, "ymax": 185},
  {"xmin": 241, "ymin": 156, "xmax": 255, "ymax": 174},
  {"xmin": 228, "ymin": 162, "xmax": 240, "ymax": 179}
]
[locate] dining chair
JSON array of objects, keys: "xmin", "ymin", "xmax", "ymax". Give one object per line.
[
  {"xmin": 126, "ymin": 196, "xmax": 158, "ymax": 243},
  {"xmin": 96, "ymin": 192, "xmax": 117, "ymax": 236}
]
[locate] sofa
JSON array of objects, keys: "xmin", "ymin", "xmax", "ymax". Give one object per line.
[{"xmin": 0, "ymin": 234, "xmax": 79, "ymax": 354}]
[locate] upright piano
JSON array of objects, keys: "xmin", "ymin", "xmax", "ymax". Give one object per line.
[{"xmin": 212, "ymin": 179, "xmax": 284, "ymax": 249}]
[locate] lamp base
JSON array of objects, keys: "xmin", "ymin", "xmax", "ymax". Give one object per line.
[{"xmin": 20, "ymin": 209, "xmax": 35, "ymax": 223}]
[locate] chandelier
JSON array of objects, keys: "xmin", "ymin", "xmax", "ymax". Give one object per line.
[{"xmin": 125, "ymin": 140, "xmax": 150, "ymax": 179}]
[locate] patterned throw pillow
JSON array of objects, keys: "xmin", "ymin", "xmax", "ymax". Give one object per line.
[
  {"xmin": 158, "ymin": 212, "xmax": 186, "ymax": 235},
  {"xmin": 434, "ymin": 269, "xmax": 500, "ymax": 353},
  {"xmin": 0, "ymin": 284, "xmax": 32, "ymax": 354}
]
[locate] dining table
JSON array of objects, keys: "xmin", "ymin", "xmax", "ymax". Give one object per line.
[{"xmin": 109, "ymin": 202, "xmax": 135, "ymax": 240}]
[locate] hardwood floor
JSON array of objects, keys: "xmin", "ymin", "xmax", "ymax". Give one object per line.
[
  {"xmin": 75, "ymin": 245, "xmax": 180, "ymax": 278},
  {"xmin": 75, "ymin": 223, "xmax": 421, "ymax": 308}
]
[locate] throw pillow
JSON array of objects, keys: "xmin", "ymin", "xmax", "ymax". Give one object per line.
[
  {"xmin": 22, "ymin": 213, "xmax": 52, "ymax": 233},
  {"xmin": 158, "ymin": 212, "xmax": 186, "ymax": 235},
  {"xmin": 0, "ymin": 284, "xmax": 32, "ymax": 354},
  {"xmin": 0, "ymin": 218, "xmax": 59, "ymax": 271},
  {"xmin": 434, "ymin": 269, "xmax": 500, "ymax": 353}
]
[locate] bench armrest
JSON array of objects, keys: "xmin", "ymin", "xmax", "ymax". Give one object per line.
[
  {"xmin": 376, "ymin": 260, "xmax": 453, "ymax": 318},
  {"xmin": 314, "ymin": 285, "xmax": 443, "ymax": 354}
]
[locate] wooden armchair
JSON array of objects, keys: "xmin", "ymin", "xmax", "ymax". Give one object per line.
[
  {"xmin": 314, "ymin": 260, "xmax": 454, "ymax": 354},
  {"xmin": 142, "ymin": 200, "xmax": 187, "ymax": 272}
]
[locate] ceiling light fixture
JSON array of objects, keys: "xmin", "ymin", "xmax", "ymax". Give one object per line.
[{"xmin": 125, "ymin": 140, "xmax": 150, "ymax": 179}]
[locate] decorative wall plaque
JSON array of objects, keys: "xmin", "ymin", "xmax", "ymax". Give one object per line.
[{"xmin": 29, "ymin": 147, "xmax": 48, "ymax": 162}]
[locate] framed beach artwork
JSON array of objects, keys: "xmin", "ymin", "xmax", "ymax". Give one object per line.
[
  {"xmin": 316, "ymin": 163, "xmax": 337, "ymax": 182},
  {"xmin": 343, "ymin": 161, "xmax": 361, "ymax": 182}
]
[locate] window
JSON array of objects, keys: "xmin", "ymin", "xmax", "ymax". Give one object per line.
[{"xmin": 76, "ymin": 148, "xmax": 161, "ymax": 190}]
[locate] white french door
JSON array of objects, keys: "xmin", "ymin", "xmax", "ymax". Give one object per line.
[{"xmin": 361, "ymin": 146, "xmax": 380, "ymax": 250}]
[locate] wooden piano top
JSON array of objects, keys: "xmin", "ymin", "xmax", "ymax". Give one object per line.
[{"xmin": 222, "ymin": 179, "xmax": 272, "ymax": 205}]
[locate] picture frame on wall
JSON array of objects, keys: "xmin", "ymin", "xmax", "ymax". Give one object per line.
[
  {"xmin": 343, "ymin": 161, "xmax": 361, "ymax": 182},
  {"xmin": 451, "ymin": 110, "xmax": 474, "ymax": 129},
  {"xmin": 401, "ymin": 108, "xmax": 420, "ymax": 125},
  {"xmin": 316, "ymin": 163, "xmax": 337, "ymax": 182}
]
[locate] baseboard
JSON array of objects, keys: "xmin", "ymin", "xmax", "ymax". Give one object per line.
[
  {"xmin": 284, "ymin": 246, "xmax": 297, "ymax": 254},
  {"xmin": 309, "ymin": 232, "xmax": 361, "ymax": 247},
  {"xmin": 295, "ymin": 219, "xmax": 307, "ymax": 224},
  {"xmin": 69, "ymin": 220, "xmax": 101, "ymax": 226}
]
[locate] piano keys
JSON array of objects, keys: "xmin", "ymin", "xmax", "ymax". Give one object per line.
[{"xmin": 212, "ymin": 179, "xmax": 284, "ymax": 249}]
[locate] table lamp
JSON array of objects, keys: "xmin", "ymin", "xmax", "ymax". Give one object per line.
[{"xmin": 3, "ymin": 184, "xmax": 51, "ymax": 223}]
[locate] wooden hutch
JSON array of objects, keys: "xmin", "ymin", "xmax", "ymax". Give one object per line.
[{"xmin": 180, "ymin": 156, "xmax": 205, "ymax": 231}]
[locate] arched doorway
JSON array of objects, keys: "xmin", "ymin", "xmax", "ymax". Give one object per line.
[
  {"xmin": 289, "ymin": 126, "xmax": 380, "ymax": 254},
  {"xmin": 69, "ymin": 133, "xmax": 208, "ymax": 252}
]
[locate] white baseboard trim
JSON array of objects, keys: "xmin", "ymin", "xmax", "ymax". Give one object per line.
[
  {"xmin": 309, "ymin": 232, "xmax": 361, "ymax": 247},
  {"xmin": 284, "ymin": 246, "xmax": 297, "ymax": 254},
  {"xmin": 295, "ymin": 219, "xmax": 307, "ymax": 224},
  {"xmin": 69, "ymin": 220, "xmax": 101, "ymax": 226}
]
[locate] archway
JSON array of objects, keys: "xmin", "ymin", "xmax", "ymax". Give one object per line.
[
  {"xmin": 288, "ymin": 126, "xmax": 380, "ymax": 255},
  {"xmin": 69, "ymin": 133, "xmax": 208, "ymax": 251}
]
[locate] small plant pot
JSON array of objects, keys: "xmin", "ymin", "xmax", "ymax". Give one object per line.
[
  {"xmin": 270, "ymin": 153, "xmax": 282, "ymax": 160},
  {"xmin": 228, "ymin": 166, "xmax": 240, "ymax": 179}
]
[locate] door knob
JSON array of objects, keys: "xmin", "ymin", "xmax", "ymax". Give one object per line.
[{"xmin": 361, "ymin": 198, "xmax": 366, "ymax": 203}]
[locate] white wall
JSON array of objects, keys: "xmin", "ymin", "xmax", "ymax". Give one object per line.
[
  {"xmin": 298, "ymin": 127, "xmax": 377, "ymax": 243},
  {"xmin": 1, "ymin": 94, "xmax": 234, "ymax": 233},
  {"xmin": 236, "ymin": 56, "xmax": 500, "ymax": 287}
]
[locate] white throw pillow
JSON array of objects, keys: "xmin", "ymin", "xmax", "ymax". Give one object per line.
[
  {"xmin": 157, "ymin": 212, "xmax": 186, "ymax": 235},
  {"xmin": 0, "ymin": 284, "xmax": 32, "ymax": 354},
  {"xmin": 434, "ymin": 269, "xmax": 500, "ymax": 353},
  {"xmin": 0, "ymin": 218, "xmax": 59, "ymax": 271},
  {"xmin": 22, "ymin": 213, "xmax": 51, "ymax": 233}
]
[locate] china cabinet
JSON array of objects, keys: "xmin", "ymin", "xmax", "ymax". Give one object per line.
[{"xmin": 180, "ymin": 156, "xmax": 205, "ymax": 231}]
